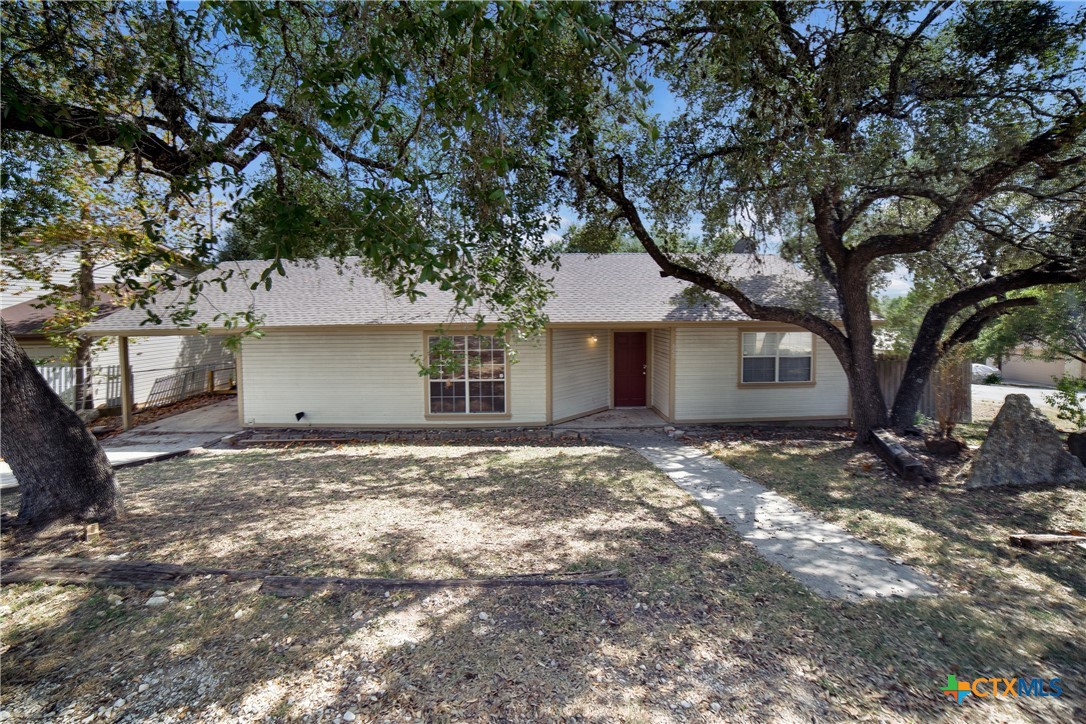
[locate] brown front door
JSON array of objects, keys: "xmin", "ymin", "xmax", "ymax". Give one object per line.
[{"xmin": 613, "ymin": 332, "xmax": 647, "ymax": 406}]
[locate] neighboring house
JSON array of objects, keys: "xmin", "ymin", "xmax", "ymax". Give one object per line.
[
  {"xmin": 84, "ymin": 253, "xmax": 852, "ymax": 428},
  {"xmin": 1, "ymin": 286, "xmax": 120, "ymax": 361},
  {"xmin": 1, "ymin": 250, "xmax": 233, "ymax": 408},
  {"xmin": 999, "ymin": 348, "xmax": 1086, "ymax": 386}
]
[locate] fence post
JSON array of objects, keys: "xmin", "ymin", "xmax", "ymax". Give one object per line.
[{"xmin": 119, "ymin": 336, "xmax": 133, "ymax": 430}]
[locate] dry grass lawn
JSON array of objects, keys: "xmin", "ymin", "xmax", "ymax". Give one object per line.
[{"xmin": 2, "ymin": 441, "xmax": 1084, "ymax": 722}]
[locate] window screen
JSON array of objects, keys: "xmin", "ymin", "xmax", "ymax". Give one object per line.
[{"xmin": 741, "ymin": 332, "xmax": 813, "ymax": 383}]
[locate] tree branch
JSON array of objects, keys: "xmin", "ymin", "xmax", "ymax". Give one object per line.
[
  {"xmin": 851, "ymin": 108, "xmax": 1086, "ymax": 265},
  {"xmin": 942, "ymin": 297, "xmax": 1039, "ymax": 351},
  {"xmin": 552, "ymin": 160, "xmax": 852, "ymax": 362}
]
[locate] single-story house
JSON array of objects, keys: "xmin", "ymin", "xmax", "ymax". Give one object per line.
[
  {"xmin": 999, "ymin": 347, "xmax": 1086, "ymax": 387},
  {"xmin": 84, "ymin": 253, "xmax": 852, "ymax": 428}
]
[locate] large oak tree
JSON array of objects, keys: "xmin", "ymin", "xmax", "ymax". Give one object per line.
[{"xmin": 530, "ymin": 1, "xmax": 1086, "ymax": 438}]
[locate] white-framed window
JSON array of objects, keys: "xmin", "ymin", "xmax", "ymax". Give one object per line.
[
  {"xmin": 741, "ymin": 331, "xmax": 813, "ymax": 383},
  {"xmin": 427, "ymin": 334, "xmax": 507, "ymax": 414}
]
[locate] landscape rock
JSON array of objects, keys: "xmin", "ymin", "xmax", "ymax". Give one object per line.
[
  {"xmin": 966, "ymin": 394, "xmax": 1086, "ymax": 489},
  {"xmin": 145, "ymin": 596, "xmax": 169, "ymax": 607},
  {"xmin": 1068, "ymin": 431, "xmax": 1086, "ymax": 467}
]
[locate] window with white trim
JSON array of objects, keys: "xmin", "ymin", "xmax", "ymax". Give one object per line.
[
  {"xmin": 428, "ymin": 335, "xmax": 506, "ymax": 414},
  {"xmin": 741, "ymin": 332, "xmax": 813, "ymax": 383}
]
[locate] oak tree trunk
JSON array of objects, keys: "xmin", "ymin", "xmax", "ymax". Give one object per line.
[
  {"xmin": 1, "ymin": 320, "xmax": 120, "ymax": 529},
  {"xmin": 846, "ymin": 346, "xmax": 890, "ymax": 443},
  {"xmin": 889, "ymin": 348, "xmax": 941, "ymax": 431},
  {"xmin": 835, "ymin": 265, "xmax": 890, "ymax": 442}
]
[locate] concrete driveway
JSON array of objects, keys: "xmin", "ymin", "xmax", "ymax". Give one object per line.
[{"xmin": 1, "ymin": 397, "xmax": 240, "ymax": 491}]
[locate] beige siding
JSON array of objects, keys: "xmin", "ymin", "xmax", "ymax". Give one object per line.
[
  {"xmin": 1001, "ymin": 354, "xmax": 1076, "ymax": 386},
  {"xmin": 651, "ymin": 328, "xmax": 671, "ymax": 419},
  {"xmin": 2, "ymin": 252, "xmax": 119, "ymax": 308},
  {"xmin": 673, "ymin": 327, "xmax": 849, "ymax": 422},
  {"xmin": 551, "ymin": 328, "xmax": 611, "ymax": 422},
  {"xmin": 127, "ymin": 335, "xmax": 233, "ymax": 405},
  {"xmin": 18, "ymin": 341, "xmax": 66, "ymax": 362},
  {"xmin": 240, "ymin": 330, "xmax": 546, "ymax": 426}
]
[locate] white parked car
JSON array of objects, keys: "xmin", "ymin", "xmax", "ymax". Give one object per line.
[{"xmin": 971, "ymin": 363, "xmax": 1002, "ymax": 383}]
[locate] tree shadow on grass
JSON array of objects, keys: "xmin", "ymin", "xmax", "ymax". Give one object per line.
[
  {"xmin": 711, "ymin": 437, "xmax": 1086, "ymax": 716},
  {"xmin": 1, "ymin": 442, "xmax": 1084, "ymax": 721}
]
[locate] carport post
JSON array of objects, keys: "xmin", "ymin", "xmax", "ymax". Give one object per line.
[{"xmin": 118, "ymin": 336, "xmax": 133, "ymax": 431}]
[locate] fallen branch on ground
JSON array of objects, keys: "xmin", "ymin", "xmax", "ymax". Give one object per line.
[
  {"xmin": 259, "ymin": 570, "xmax": 626, "ymax": 597},
  {"xmin": 1008, "ymin": 532, "xmax": 1086, "ymax": 550},
  {"xmin": 0, "ymin": 556, "xmax": 627, "ymax": 594},
  {"xmin": 1, "ymin": 556, "xmax": 267, "ymax": 588}
]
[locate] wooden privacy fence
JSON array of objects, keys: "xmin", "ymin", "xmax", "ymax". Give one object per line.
[
  {"xmin": 143, "ymin": 362, "xmax": 234, "ymax": 409},
  {"xmin": 34, "ymin": 364, "xmax": 121, "ymax": 411},
  {"xmin": 874, "ymin": 356, "xmax": 972, "ymax": 423}
]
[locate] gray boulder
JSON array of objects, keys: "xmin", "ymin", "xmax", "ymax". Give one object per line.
[{"xmin": 966, "ymin": 394, "xmax": 1086, "ymax": 489}]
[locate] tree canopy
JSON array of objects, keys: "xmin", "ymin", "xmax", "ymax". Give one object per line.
[
  {"xmin": 517, "ymin": 1, "xmax": 1086, "ymax": 434},
  {"xmin": 3, "ymin": 1, "xmax": 1086, "ymax": 443},
  {"xmin": 1, "ymin": 0, "xmax": 620, "ymax": 337},
  {"xmin": 975, "ymin": 285, "xmax": 1086, "ymax": 365}
]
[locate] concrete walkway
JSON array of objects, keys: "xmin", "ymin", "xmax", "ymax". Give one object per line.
[
  {"xmin": 595, "ymin": 431, "xmax": 939, "ymax": 601},
  {"xmin": 1, "ymin": 398, "xmax": 240, "ymax": 492}
]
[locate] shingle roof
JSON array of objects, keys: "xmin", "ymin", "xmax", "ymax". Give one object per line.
[
  {"xmin": 3, "ymin": 286, "xmax": 121, "ymax": 337},
  {"xmin": 83, "ymin": 253, "xmax": 838, "ymax": 335}
]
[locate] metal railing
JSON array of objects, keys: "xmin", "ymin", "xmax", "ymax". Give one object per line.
[{"xmin": 143, "ymin": 362, "xmax": 234, "ymax": 409}]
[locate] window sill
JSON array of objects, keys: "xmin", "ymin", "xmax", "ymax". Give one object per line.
[
  {"xmin": 424, "ymin": 413, "xmax": 513, "ymax": 421},
  {"xmin": 737, "ymin": 381, "xmax": 816, "ymax": 388}
]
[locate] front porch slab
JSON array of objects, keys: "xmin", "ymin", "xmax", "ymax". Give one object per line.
[{"xmin": 552, "ymin": 408, "xmax": 666, "ymax": 430}]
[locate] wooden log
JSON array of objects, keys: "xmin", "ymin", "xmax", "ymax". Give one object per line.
[
  {"xmin": 0, "ymin": 557, "xmax": 627, "ymax": 596},
  {"xmin": 259, "ymin": 570, "xmax": 627, "ymax": 597},
  {"xmin": 0, "ymin": 557, "xmax": 269, "ymax": 589},
  {"xmin": 872, "ymin": 428, "xmax": 937, "ymax": 483},
  {"xmin": 1009, "ymin": 533, "xmax": 1086, "ymax": 550}
]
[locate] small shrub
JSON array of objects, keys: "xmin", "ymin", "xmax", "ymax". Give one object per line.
[
  {"xmin": 983, "ymin": 372, "xmax": 1002, "ymax": 385},
  {"xmin": 1044, "ymin": 375, "xmax": 1086, "ymax": 429}
]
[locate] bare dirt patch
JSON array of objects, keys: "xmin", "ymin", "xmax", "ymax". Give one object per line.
[{"xmin": 1, "ymin": 443, "xmax": 1082, "ymax": 722}]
